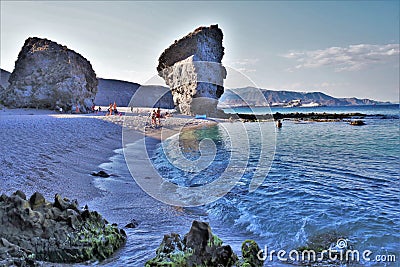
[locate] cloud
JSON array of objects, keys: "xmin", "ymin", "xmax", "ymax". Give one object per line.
[
  {"xmin": 235, "ymin": 68, "xmax": 257, "ymax": 73},
  {"xmin": 264, "ymin": 81, "xmax": 351, "ymax": 92},
  {"xmin": 283, "ymin": 44, "xmax": 399, "ymax": 72},
  {"xmin": 313, "ymin": 81, "xmax": 350, "ymax": 88},
  {"xmin": 228, "ymin": 58, "xmax": 259, "ymax": 73}
]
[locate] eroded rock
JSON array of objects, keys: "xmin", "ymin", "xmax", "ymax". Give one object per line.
[
  {"xmin": 125, "ymin": 219, "xmax": 139, "ymax": 228},
  {"xmin": 146, "ymin": 220, "xmax": 263, "ymax": 267},
  {"xmin": 0, "ymin": 191, "xmax": 126, "ymax": 266},
  {"xmin": 29, "ymin": 192, "xmax": 46, "ymax": 209},
  {"xmin": 3, "ymin": 37, "xmax": 98, "ymax": 112},
  {"xmin": 157, "ymin": 25, "xmax": 226, "ymax": 116}
]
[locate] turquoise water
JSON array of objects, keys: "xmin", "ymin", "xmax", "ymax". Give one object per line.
[
  {"xmin": 96, "ymin": 104, "xmax": 399, "ymax": 266},
  {"xmin": 149, "ymin": 104, "xmax": 399, "ymax": 266}
]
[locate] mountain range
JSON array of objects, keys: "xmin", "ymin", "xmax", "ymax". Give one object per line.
[{"xmin": 220, "ymin": 87, "xmax": 389, "ymax": 107}]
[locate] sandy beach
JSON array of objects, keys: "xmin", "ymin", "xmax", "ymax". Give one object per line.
[
  {"xmin": 0, "ymin": 109, "xmax": 117, "ymax": 203},
  {"xmin": 0, "ymin": 106, "xmax": 217, "ymax": 199},
  {"xmin": 0, "ymin": 107, "xmax": 221, "ymax": 265}
]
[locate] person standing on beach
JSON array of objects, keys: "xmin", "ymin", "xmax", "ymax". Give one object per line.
[
  {"xmin": 156, "ymin": 107, "xmax": 161, "ymax": 126},
  {"xmin": 151, "ymin": 110, "xmax": 157, "ymax": 127},
  {"xmin": 113, "ymin": 102, "xmax": 118, "ymax": 115},
  {"xmin": 107, "ymin": 103, "xmax": 113, "ymax": 116}
]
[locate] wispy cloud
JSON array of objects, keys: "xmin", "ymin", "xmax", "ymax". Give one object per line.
[
  {"xmin": 228, "ymin": 58, "xmax": 259, "ymax": 73},
  {"xmin": 264, "ymin": 81, "xmax": 351, "ymax": 92},
  {"xmin": 283, "ymin": 44, "xmax": 399, "ymax": 72}
]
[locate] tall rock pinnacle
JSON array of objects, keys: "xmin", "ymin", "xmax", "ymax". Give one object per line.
[{"xmin": 157, "ymin": 25, "xmax": 226, "ymax": 116}]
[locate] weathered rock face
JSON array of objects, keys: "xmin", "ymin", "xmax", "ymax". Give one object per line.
[
  {"xmin": 157, "ymin": 25, "xmax": 226, "ymax": 116},
  {"xmin": 4, "ymin": 37, "xmax": 98, "ymax": 112},
  {"xmin": 0, "ymin": 69, "xmax": 11, "ymax": 89},
  {"xmin": 145, "ymin": 220, "xmax": 264, "ymax": 267},
  {"xmin": 0, "ymin": 191, "xmax": 126, "ymax": 265}
]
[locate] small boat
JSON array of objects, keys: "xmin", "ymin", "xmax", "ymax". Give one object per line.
[
  {"xmin": 350, "ymin": 120, "xmax": 365, "ymax": 126},
  {"xmin": 195, "ymin": 114, "xmax": 207, "ymax": 119}
]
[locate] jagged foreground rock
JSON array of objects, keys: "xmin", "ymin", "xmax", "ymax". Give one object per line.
[
  {"xmin": 0, "ymin": 191, "xmax": 126, "ymax": 266},
  {"xmin": 157, "ymin": 25, "xmax": 226, "ymax": 116},
  {"xmin": 146, "ymin": 220, "xmax": 264, "ymax": 267},
  {"xmin": 3, "ymin": 37, "xmax": 98, "ymax": 112}
]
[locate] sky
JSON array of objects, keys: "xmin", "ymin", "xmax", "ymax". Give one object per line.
[{"xmin": 1, "ymin": 1, "xmax": 399, "ymax": 102}]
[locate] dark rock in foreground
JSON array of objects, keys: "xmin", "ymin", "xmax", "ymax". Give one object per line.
[
  {"xmin": 146, "ymin": 220, "xmax": 263, "ymax": 267},
  {"xmin": 294, "ymin": 231, "xmax": 353, "ymax": 266},
  {"xmin": 3, "ymin": 37, "xmax": 98, "ymax": 112},
  {"xmin": 0, "ymin": 191, "xmax": 126, "ymax": 266}
]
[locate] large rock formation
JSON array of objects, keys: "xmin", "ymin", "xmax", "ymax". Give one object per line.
[
  {"xmin": 157, "ymin": 25, "xmax": 226, "ymax": 116},
  {"xmin": 0, "ymin": 191, "xmax": 126, "ymax": 265},
  {"xmin": 3, "ymin": 37, "xmax": 97, "ymax": 112}
]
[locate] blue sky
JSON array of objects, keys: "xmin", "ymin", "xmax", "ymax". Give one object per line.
[{"xmin": 1, "ymin": 1, "xmax": 399, "ymax": 102}]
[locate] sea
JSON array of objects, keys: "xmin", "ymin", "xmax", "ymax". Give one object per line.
[{"xmin": 91, "ymin": 104, "xmax": 399, "ymax": 266}]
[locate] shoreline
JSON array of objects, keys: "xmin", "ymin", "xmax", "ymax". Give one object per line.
[
  {"xmin": 0, "ymin": 109, "xmax": 122, "ymax": 205},
  {"xmin": 0, "ymin": 107, "xmax": 217, "ymax": 199},
  {"xmin": 0, "ymin": 107, "xmax": 222, "ymax": 265}
]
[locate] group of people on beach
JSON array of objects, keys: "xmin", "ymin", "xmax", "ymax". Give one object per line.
[
  {"xmin": 151, "ymin": 107, "xmax": 162, "ymax": 127},
  {"xmin": 106, "ymin": 102, "xmax": 119, "ymax": 116}
]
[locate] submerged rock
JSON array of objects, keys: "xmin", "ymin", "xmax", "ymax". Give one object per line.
[
  {"xmin": 349, "ymin": 120, "xmax": 365, "ymax": 126},
  {"xmin": 3, "ymin": 37, "xmax": 97, "ymax": 112},
  {"xmin": 146, "ymin": 220, "xmax": 263, "ymax": 267},
  {"xmin": 157, "ymin": 25, "xmax": 226, "ymax": 116},
  {"xmin": 91, "ymin": 170, "xmax": 111, "ymax": 178},
  {"xmin": 0, "ymin": 191, "xmax": 126, "ymax": 266},
  {"xmin": 125, "ymin": 219, "xmax": 139, "ymax": 228}
]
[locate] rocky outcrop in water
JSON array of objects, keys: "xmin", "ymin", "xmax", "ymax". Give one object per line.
[
  {"xmin": 146, "ymin": 220, "xmax": 263, "ymax": 267},
  {"xmin": 157, "ymin": 25, "xmax": 226, "ymax": 116},
  {"xmin": 3, "ymin": 37, "xmax": 98, "ymax": 112},
  {"xmin": 0, "ymin": 191, "xmax": 126, "ymax": 266}
]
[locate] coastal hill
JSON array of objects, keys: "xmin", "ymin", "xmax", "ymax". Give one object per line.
[
  {"xmin": 220, "ymin": 87, "xmax": 389, "ymax": 107},
  {"xmin": 95, "ymin": 78, "xmax": 140, "ymax": 106},
  {"xmin": 95, "ymin": 78, "xmax": 174, "ymax": 109}
]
